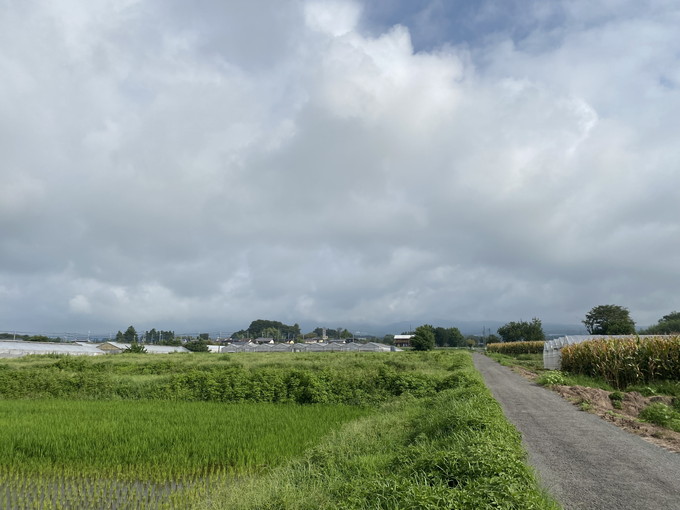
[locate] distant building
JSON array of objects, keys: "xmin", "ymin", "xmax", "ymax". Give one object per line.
[{"xmin": 393, "ymin": 335, "xmax": 414, "ymax": 348}]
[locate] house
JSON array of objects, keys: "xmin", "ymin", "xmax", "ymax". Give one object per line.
[{"xmin": 393, "ymin": 335, "xmax": 414, "ymax": 348}]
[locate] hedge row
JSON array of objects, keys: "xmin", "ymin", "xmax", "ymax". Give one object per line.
[
  {"xmin": 561, "ymin": 336, "xmax": 680, "ymax": 389},
  {"xmin": 486, "ymin": 341, "xmax": 545, "ymax": 355}
]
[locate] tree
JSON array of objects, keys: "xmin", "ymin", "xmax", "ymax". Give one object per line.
[
  {"xmin": 184, "ymin": 340, "xmax": 209, "ymax": 352},
  {"xmin": 122, "ymin": 326, "xmax": 138, "ymax": 344},
  {"xmin": 123, "ymin": 342, "xmax": 147, "ymax": 353},
  {"xmin": 434, "ymin": 327, "xmax": 465, "ymax": 347},
  {"xmin": 639, "ymin": 311, "xmax": 680, "ymax": 335},
  {"xmin": 497, "ymin": 318, "xmax": 545, "ymax": 342},
  {"xmin": 583, "ymin": 305, "xmax": 635, "ymax": 335},
  {"xmin": 411, "ymin": 325, "xmax": 435, "ymax": 351}
]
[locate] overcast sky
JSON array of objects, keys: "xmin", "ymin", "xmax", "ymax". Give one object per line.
[{"xmin": 2, "ymin": 0, "xmax": 679, "ymax": 335}]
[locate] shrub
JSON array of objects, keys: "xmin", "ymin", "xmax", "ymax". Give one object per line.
[
  {"xmin": 537, "ymin": 371, "xmax": 567, "ymax": 386},
  {"xmin": 639, "ymin": 403, "xmax": 680, "ymax": 432}
]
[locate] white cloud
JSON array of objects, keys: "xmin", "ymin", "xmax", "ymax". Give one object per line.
[
  {"xmin": 1, "ymin": 0, "xmax": 679, "ymax": 334},
  {"xmin": 305, "ymin": 0, "xmax": 362, "ymax": 36}
]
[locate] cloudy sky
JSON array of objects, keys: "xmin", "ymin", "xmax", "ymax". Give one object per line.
[{"xmin": 2, "ymin": 0, "xmax": 679, "ymax": 335}]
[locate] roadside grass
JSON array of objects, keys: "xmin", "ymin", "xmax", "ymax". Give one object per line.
[
  {"xmin": 625, "ymin": 380, "xmax": 680, "ymax": 397},
  {"xmin": 639, "ymin": 403, "xmax": 680, "ymax": 432},
  {"xmin": 488, "ymin": 351, "xmax": 680, "ymax": 440},
  {"xmin": 485, "ymin": 352, "xmax": 545, "ymax": 373},
  {"xmin": 485, "ymin": 351, "xmax": 675, "ymax": 395}
]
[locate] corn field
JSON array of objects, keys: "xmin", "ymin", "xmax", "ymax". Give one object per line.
[
  {"xmin": 486, "ymin": 341, "xmax": 545, "ymax": 355},
  {"xmin": 561, "ymin": 336, "xmax": 680, "ymax": 389}
]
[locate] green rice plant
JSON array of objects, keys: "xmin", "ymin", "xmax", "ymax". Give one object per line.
[
  {"xmin": 486, "ymin": 341, "xmax": 545, "ymax": 355},
  {"xmin": 561, "ymin": 336, "xmax": 680, "ymax": 389},
  {"xmin": 0, "ymin": 400, "xmax": 370, "ymax": 509}
]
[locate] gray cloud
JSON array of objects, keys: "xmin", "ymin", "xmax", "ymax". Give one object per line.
[{"xmin": 1, "ymin": 0, "xmax": 679, "ymax": 335}]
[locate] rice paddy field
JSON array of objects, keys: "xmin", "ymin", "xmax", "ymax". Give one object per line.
[{"xmin": 0, "ymin": 351, "xmax": 560, "ymax": 509}]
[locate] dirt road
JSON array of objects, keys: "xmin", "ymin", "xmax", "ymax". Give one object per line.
[{"xmin": 473, "ymin": 353, "xmax": 680, "ymax": 510}]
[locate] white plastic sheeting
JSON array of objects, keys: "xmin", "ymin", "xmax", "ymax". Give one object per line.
[
  {"xmin": 0, "ymin": 340, "xmax": 105, "ymax": 357},
  {"xmin": 220, "ymin": 342, "xmax": 400, "ymax": 353}
]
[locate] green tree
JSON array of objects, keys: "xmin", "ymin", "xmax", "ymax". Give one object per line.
[
  {"xmin": 184, "ymin": 340, "xmax": 209, "ymax": 352},
  {"xmin": 434, "ymin": 327, "xmax": 465, "ymax": 347},
  {"xmin": 122, "ymin": 326, "xmax": 138, "ymax": 344},
  {"xmin": 123, "ymin": 342, "xmax": 147, "ymax": 354},
  {"xmin": 583, "ymin": 305, "xmax": 635, "ymax": 335},
  {"xmin": 411, "ymin": 325, "xmax": 435, "ymax": 351},
  {"xmin": 497, "ymin": 318, "xmax": 545, "ymax": 342},
  {"xmin": 639, "ymin": 311, "xmax": 680, "ymax": 335}
]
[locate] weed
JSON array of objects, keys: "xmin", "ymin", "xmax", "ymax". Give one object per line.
[
  {"xmin": 639, "ymin": 403, "xmax": 680, "ymax": 432},
  {"xmin": 537, "ymin": 371, "xmax": 567, "ymax": 386}
]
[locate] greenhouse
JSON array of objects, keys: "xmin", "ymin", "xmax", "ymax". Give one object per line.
[
  {"xmin": 0, "ymin": 340, "xmax": 105, "ymax": 357},
  {"xmin": 220, "ymin": 341, "xmax": 400, "ymax": 353}
]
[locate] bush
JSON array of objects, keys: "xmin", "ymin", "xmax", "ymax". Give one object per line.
[
  {"xmin": 639, "ymin": 403, "xmax": 680, "ymax": 432},
  {"xmin": 537, "ymin": 371, "xmax": 567, "ymax": 386}
]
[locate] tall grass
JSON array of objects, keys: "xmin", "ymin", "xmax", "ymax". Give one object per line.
[
  {"xmin": 561, "ymin": 336, "xmax": 680, "ymax": 389},
  {"xmin": 0, "ymin": 352, "xmax": 459, "ymax": 404}
]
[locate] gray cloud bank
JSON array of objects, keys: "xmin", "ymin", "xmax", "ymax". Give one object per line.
[{"xmin": 1, "ymin": 0, "xmax": 679, "ymax": 334}]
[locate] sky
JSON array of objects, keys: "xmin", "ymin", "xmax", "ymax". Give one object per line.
[{"xmin": 1, "ymin": 0, "xmax": 679, "ymax": 336}]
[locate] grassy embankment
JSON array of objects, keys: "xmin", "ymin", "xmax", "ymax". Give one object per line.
[
  {"xmin": 487, "ymin": 338, "xmax": 680, "ymax": 433},
  {"xmin": 0, "ymin": 351, "xmax": 560, "ymax": 509}
]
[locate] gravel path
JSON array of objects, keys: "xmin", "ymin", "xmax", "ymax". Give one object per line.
[{"xmin": 473, "ymin": 353, "xmax": 680, "ymax": 510}]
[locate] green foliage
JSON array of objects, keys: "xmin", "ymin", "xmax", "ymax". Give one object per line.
[
  {"xmin": 639, "ymin": 311, "xmax": 680, "ymax": 335},
  {"xmin": 411, "ymin": 325, "xmax": 436, "ymax": 351},
  {"xmin": 639, "ymin": 403, "xmax": 680, "ymax": 432},
  {"xmin": 233, "ymin": 319, "xmax": 301, "ymax": 340},
  {"xmin": 433, "ymin": 326, "xmax": 465, "ymax": 347},
  {"xmin": 537, "ymin": 371, "xmax": 567, "ymax": 386},
  {"xmin": 184, "ymin": 340, "xmax": 209, "ymax": 352},
  {"xmin": 582, "ymin": 304, "xmax": 635, "ymax": 335},
  {"xmin": 122, "ymin": 325, "xmax": 138, "ymax": 343},
  {"xmin": 123, "ymin": 341, "xmax": 147, "ymax": 354},
  {"xmin": 0, "ymin": 352, "xmax": 460, "ymax": 404},
  {"xmin": 486, "ymin": 341, "xmax": 545, "ymax": 355},
  {"xmin": 142, "ymin": 328, "xmax": 176, "ymax": 344},
  {"xmin": 561, "ymin": 336, "xmax": 680, "ymax": 389},
  {"xmin": 497, "ymin": 318, "xmax": 545, "ymax": 342}
]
